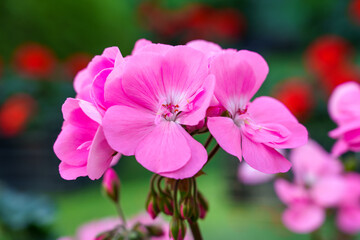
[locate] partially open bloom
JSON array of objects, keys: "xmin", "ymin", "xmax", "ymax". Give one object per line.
[
  {"xmin": 54, "ymin": 47, "xmax": 122, "ymax": 180},
  {"xmin": 336, "ymin": 173, "xmax": 360, "ymax": 234},
  {"xmin": 328, "ymin": 81, "xmax": 360, "ymax": 157},
  {"xmin": 275, "ymin": 140, "xmax": 344, "ymax": 233},
  {"xmin": 103, "ymin": 46, "xmax": 215, "ymax": 179},
  {"xmin": 207, "ymin": 50, "xmax": 308, "ymax": 174}
]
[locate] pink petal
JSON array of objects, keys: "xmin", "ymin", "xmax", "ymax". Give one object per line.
[
  {"xmin": 73, "ymin": 68, "xmax": 91, "ymax": 95},
  {"xmin": 282, "ymin": 203, "xmax": 325, "ymax": 233},
  {"xmin": 337, "ymin": 207, "xmax": 360, "ymax": 234},
  {"xmin": 104, "ymin": 63, "xmax": 130, "ymax": 107},
  {"xmin": 135, "ymin": 121, "xmax": 191, "ymax": 173},
  {"xmin": 59, "ymin": 162, "xmax": 87, "ymax": 180},
  {"xmin": 159, "ymin": 127, "xmax": 207, "ymax": 179},
  {"xmin": 121, "ymin": 53, "xmax": 165, "ymax": 112},
  {"xmin": 311, "ymin": 176, "xmax": 344, "ymax": 207},
  {"xmin": 103, "ymin": 106, "xmax": 155, "ymax": 156},
  {"xmin": 102, "ymin": 46, "xmax": 121, "ymax": 60},
  {"xmin": 329, "ymin": 81, "xmax": 360, "ymax": 125},
  {"xmin": 61, "ymin": 98, "xmax": 99, "ymax": 129},
  {"xmin": 132, "ymin": 42, "xmax": 173, "ymax": 56},
  {"xmin": 248, "ymin": 96, "xmax": 308, "ymax": 149},
  {"xmin": 291, "ymin": 140, "xmax": 343, "ymax": 181},
  {"xmin": 248, "ymin": 96, "xmax": 298, "ymax": 124},
  {"xmin": 87, "ymin": 126, "xmax": 116, "ymax": 180},
  {"xmin": 178, "ymin": 74, "xmax": 215, "ymax": 126},
  {"xmin": 131, "ymin": 39, "xmax": 153, "ymax": 55},
  {"xmin": 161, "ymin": 46, "xmax": 208, "ymax": 100},
  {"xmin": 274, "ymin": 179, "xmax": 308, "ymax": 204},
  {"xmin": 210, "ymin": 51, "xmax": 257, "ymax": 114},
  {"xmin": 207, "ymin": 116, "xmax": 242, "ymax": 159},
  {"xmin": 54, "ymin": 124, "xmax": 95, "ymax": 167},
  {"xmin": 186, "ymin": 39, "xmax": 222, "ymax": 58},
  {"xmin": 78, "ymin": 100, "xmax": 103, "ymax": 125},
  {"xmin": 91, "ymin": 68, "xmax": 112, "ymax": 111},
  {"xmin": 237, "ymin": 50, "xmax": 269, "ymax": 98},
  {"xmin": 331, "ymin": 138, "xmax": 349, "ymax": 157},
  {"xmin": 241, "ymin": 134, "xmax": 291, "ymax": 174}
]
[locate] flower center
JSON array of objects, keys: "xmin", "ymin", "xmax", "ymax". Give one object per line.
[
  {"xmin": 233, "ymin": 106, "xmax": 250, "ymax": 127},
  {"xmin": 155, "ymin": 102, "xmax": 181, "ymax": 123}
]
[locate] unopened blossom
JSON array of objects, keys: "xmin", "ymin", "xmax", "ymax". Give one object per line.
[
  {"xmin": 275, "ymin": 140, "xmax": 344, "ymax": 233},
  {"xmin": 329, "ymin": 81, "xmax": 360, "ymax": 157},
  {"xmin": 54, "ymin": 47, "xmax": 122, "ymax": 180},
  {"xmin": 207, "ymin": 49, "xmax": 308, "ymax": 174},
  {"xmin": 336, "ymin": 173, "xmax": 360, "ymax": 234},
  {"xmin": 103, "ymin": 46, "xmax": 215, "ymax": 179}
]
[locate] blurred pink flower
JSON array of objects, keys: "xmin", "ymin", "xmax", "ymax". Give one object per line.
[
  {"xmin": 59, "ymin": 213, "xmax": 192, "ymax": 240},
  {"xmin": 207, "ymin": 49, "xmax": 308, "ymax": 174},
  {"xmin": 328, "ymin": 81, "xmax": 360, "ymax": 157},
  {"xmin": 336, "ymin": 173, "xmax": 360, "ymax": 234},
  {"xmin": 238, "ymin": 162, "xmax": 274, "ymax": 185},
  {"xmin": 275, "ymin": 140, "xmax": 344, "ymax": 233},
  {"xmin": 54, "ymin": 47, "xmax": 123, "ymax": 180},
  {"xmin": 103, "ymin": 46, "xmax": 215, "ymax": 179}
]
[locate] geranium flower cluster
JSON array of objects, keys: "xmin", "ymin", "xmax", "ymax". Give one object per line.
[
  {"xmin": 274, "ymin": 82, "xmax": 360, "ymax": 235},
  {"xmin": 275, "ymin": 140, "xmax": 360, "ymax": 234},
  {"xmin": 53, "ymin": 39, "xmax": 308, "ymax": 181}
]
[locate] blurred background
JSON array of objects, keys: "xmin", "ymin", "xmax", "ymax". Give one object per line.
[{"xmin": 0, "ymin": 0, "xmax": 359, "ymax": 239}]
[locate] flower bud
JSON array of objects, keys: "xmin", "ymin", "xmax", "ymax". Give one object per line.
[
  {"xmin": 169, "ymin": 217, "xmax": 186, "ymax": 240},
  {"xmin": 180, "ymin": 197, "xmax": 193, "ymax": 220},
  {"xmin": 146, "ymin": 193, "xmax": 160, "ymax": 219},
  {"xmin": 197, "ymin": 192, "xmax": 209, "ymax": 219},
  {"xmin": 102, "ymin": 168, "xmax": 120, "ymax": 203},
  {"xmin": 158, "ymin": 194, "xmax": 174, "ymax": 216}
]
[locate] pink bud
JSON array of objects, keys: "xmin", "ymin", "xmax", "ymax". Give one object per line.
[
  {"xmin": 169, "ymin": 217, "xmax": 186, "ymax": 240},
  {"xmin": 102, "ymin": 168, "xmax": 120, "ymax": 203},
  {"xmin": 146, "ymin": 193, "xmax": 160, "ymax": 219}
]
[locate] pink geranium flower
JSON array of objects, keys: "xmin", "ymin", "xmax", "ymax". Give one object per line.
[
  {"xmin": 207, "ymin": 49, "xmax": 308, "ymax": 174},
  {"xmin": 328, "ymin": 81, "xmax": 360, "ymax": 157},
  {"xmin": 336, "ymin": 173, "xmax": 360, "ymax": 234},
  {"xmin": 275, "ymin": 140, "xmax": 344, "ymax": 233},
  {"xmin": 103, "ymin": 46, "xmax": 215, "ymax": 179},
  {"xmin": 54, "ymin": 47, "xmax": 122, "ymax": 180}
]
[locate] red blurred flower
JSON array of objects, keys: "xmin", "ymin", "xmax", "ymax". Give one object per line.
[
  {"xmin": 138, "ymin": 2, "xmax": 245, "ymax": 42},
  {"xmin": 12, "ymin": 43, "xmax": 56, "ymax": 79},
  {"xmin": 0, "ymin": 94, "xmax": 37, "ymax": 137},
  {"xmin": 64, "ymin": 53, "xmax": 92, "ymax": 79},
  {"xmin": 305, "ymin": 36, "xmax": 353, "ymax": 75},
  {"xmin": 319, "ymin": 65, "xmax": 360, "ymax": 93},
  {"xmin": 272, "ymin": 78, "xmax": 315, "ymax": 121},
  {"xmin": 186, "ymin": 5, "xmax": 245, "ymax": 41},
  {"xmin": 349, "ymin": 0, "xmax": 360, "ymax": 24}
]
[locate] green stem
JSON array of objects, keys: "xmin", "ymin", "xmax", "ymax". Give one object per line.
[
  {"xmin": 187, "ymin": 220, "xmax": 203, "ymax": 240},
  {"xmin": 115, "ymin": 201, "xmax": 127, "ymax": 229},
  {"xmin": 173, "ymin": 180, "xmax": 180, "ymax": 217},
  {"xmin": 204, "ymin": 144, "xmax": 220, "ymax": 167},
  {"xmin": 204, "ymin": 134, "xmax": 213, "ymax": 149}
]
